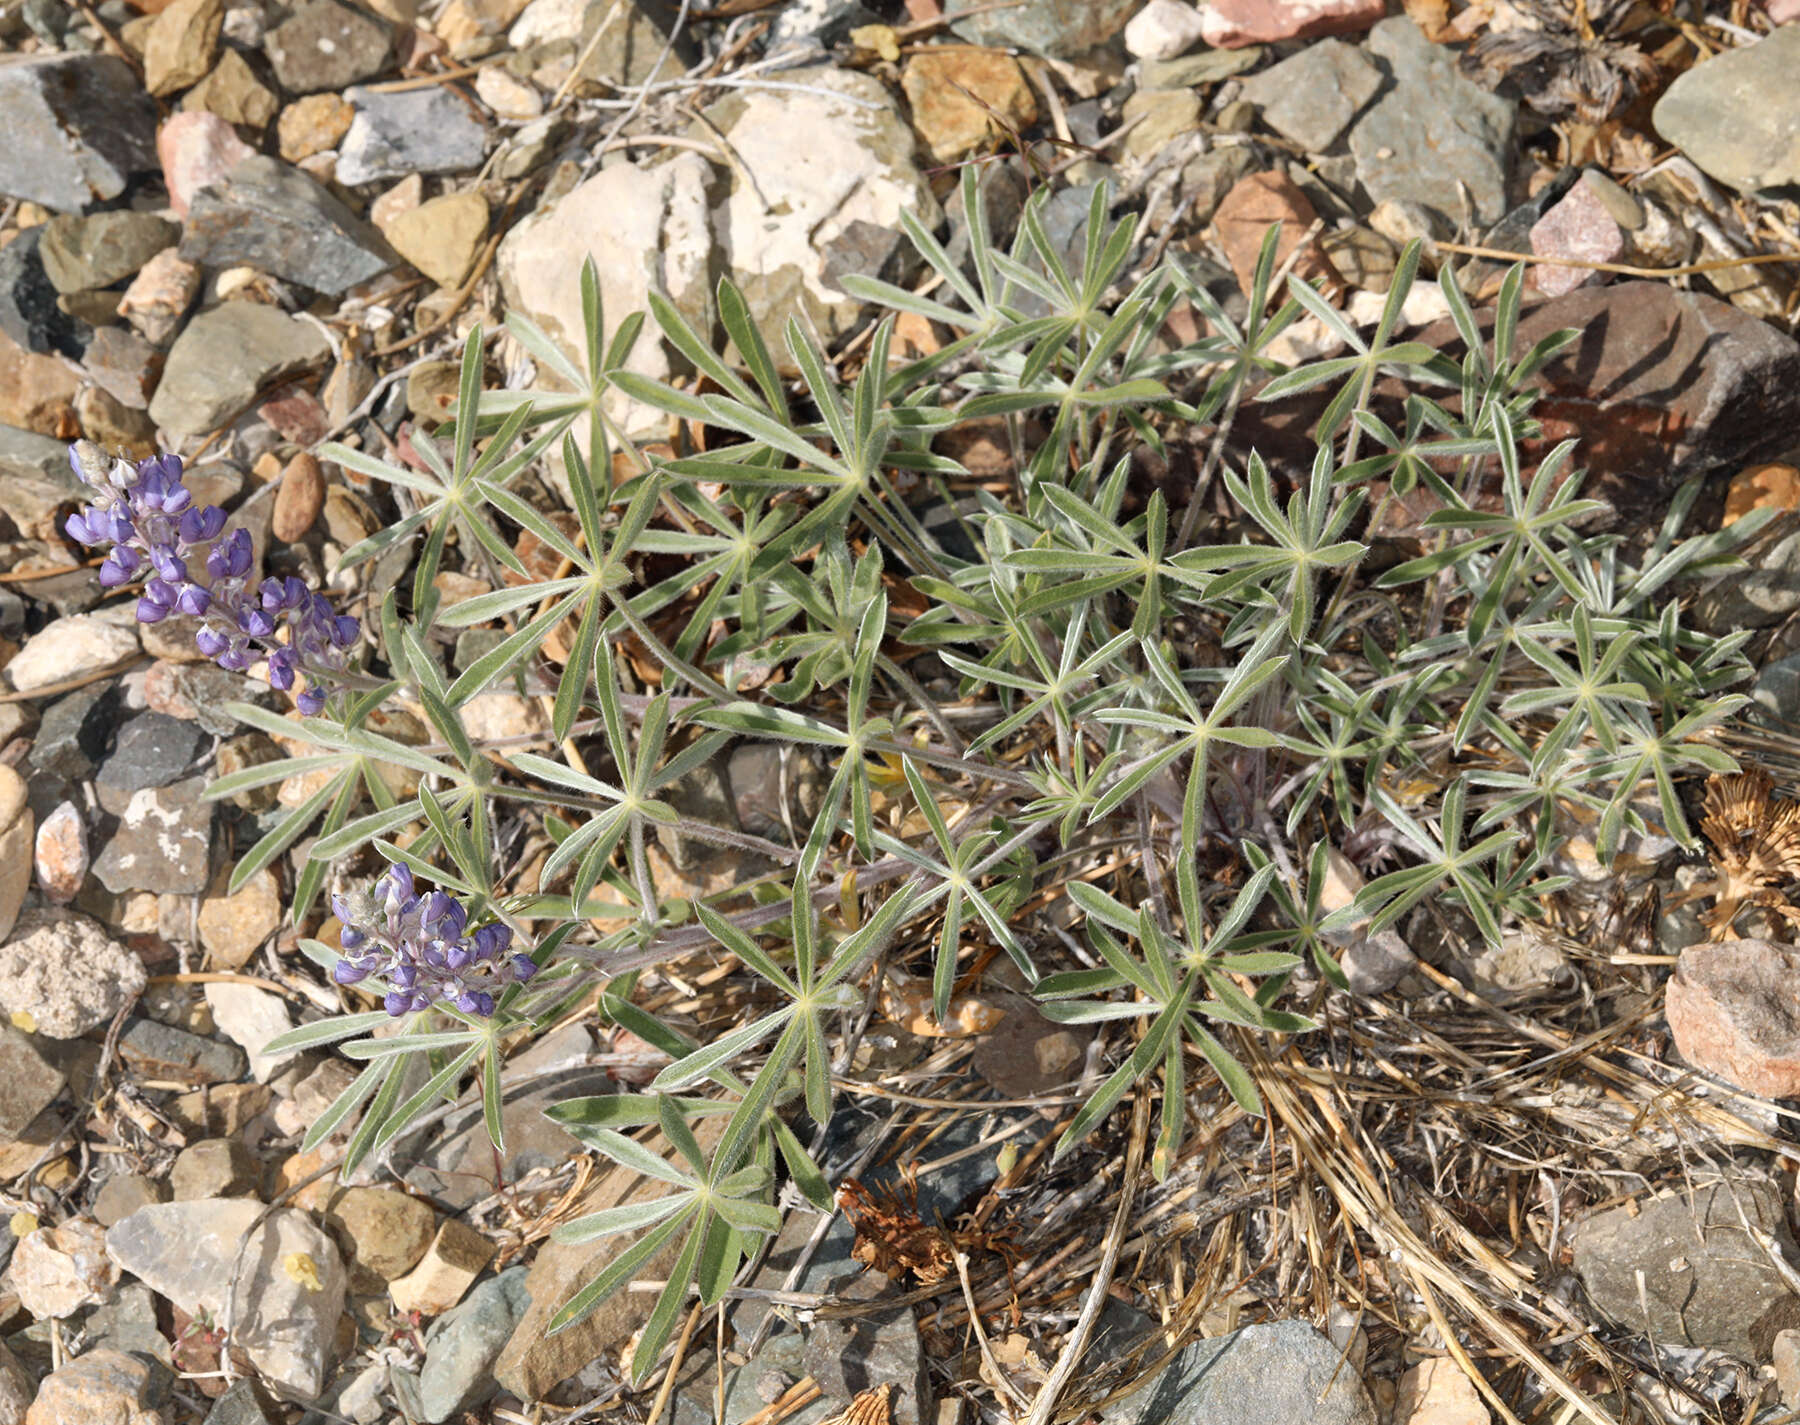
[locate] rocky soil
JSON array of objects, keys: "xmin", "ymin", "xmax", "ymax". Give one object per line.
[{"xmin": 0, "ymin": 0, "xmax": 1799, "ymax": 1423}]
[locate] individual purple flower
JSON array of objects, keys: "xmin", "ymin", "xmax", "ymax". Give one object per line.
[
  {"xmin": 64, "ymin": 441, "xmax": 359, "ymax": 715},
  {"xmin": 330, "ymin": 865, "xmax": 537, "ymax": 1018}
]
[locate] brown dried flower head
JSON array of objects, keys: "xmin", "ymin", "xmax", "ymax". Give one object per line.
[{"xmin": 1695, "ymin": 768, "xmax": 1800, "ymax": 941}]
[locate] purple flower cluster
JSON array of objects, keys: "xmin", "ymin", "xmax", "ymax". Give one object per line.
[
  {"xmin": 333, "ymin": 864, "xmax": 538, "ymax": 1017},
  {"xmin": 65, "ymin": 443, "xmax": 358, "ymax": 715}
]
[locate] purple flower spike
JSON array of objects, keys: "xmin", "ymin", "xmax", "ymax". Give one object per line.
[
  {"xmin": 64, "ymin": 441, "xmax": 361, "ymax": 717},
  {"xmin": 331, "ymin": 870, "xmax": 536, "ymax": 1019}
]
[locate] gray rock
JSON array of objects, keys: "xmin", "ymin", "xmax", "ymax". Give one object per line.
[
  {"xmin": 1696, "ymin": 528, "xmax": 1800, "ymax": 631},
  {"xmin": 0, "ymin": 1340, "xmax": 32, "ymax": 1424},
  {"xmin": 418, "ymin": 1267, "xmax": 532, "ymax": 1422},
  {"xmin": 1754, "ymin": 651, "xmax": 1800, "ymax": 725},
  {"xmin": 1349, "ymin": 17, "xmax": 1515, "ymax": 225},
  {"xmin": 565, "ymin": 0, "xmax": 696, "ymax": 90},
  {"xmin": 170, "ymin": 1138, "xmax": 260, "ymax": 1201},
  {"xmin": 1571, "ymin": 1180, "xmax": 1800, "ymax": 1358},
  {"xmin": 206, "ymin": 1378, "xmax": 284, "ymax": 1425},
  {"xmin": 147, "ymin": 300, "xmax": 331, "ymax": 438},
  {"xmin": 335, "ymin": 86, "xmax": 489, "ymax": 187},
  {"xmin": 263, "ymin": 0, "xmax": 392, "ymax": 94},
  {"xmin": 1241, "ymin": 39, "xmax": 1383, "ymax": 153},
  {"xmin": 1102, "ymin": 1320, "xmax": 1376, "ymax": 1425},
  {"xmin": 83, "ymin": 326, "xmax": 165, "ymax": 410},
  {"xmin": 0, "ymin": 1024, "xmax": 65, "ymax": 1136},
  {"xmin": 92, "ymin": 1172, "xmax": 168, "ymax": 1227},
  {"xmin": 180, "ymin": 154, "xmax": 398, "ymax": 297},
  {"xmin": 96, "ymin": 713, "xmax": 203, "ymax": 793},
  {"xmin": 404, "ymin": 1025, "xmax": 606, "ymax": 1209},
  {"xmin": 1138, "ymin": 45, "xmax": 1263, "ymax": 89},
  {"xmin": 38, "ymin": 211, "xmax": 179, "ymax": 296},
  {"xmin": 766, "ymin": 0, "xmax": 879, "ymax": 54},
  {"xmin": 118, "ymin": 1017, "xmax": 246, "ymax": 1088},
  {"xmin": 82, "ymin": 1280, "xmax": 170, "ymax": 1364},
  {"xmin": 944, "ymin": 0, "xmax": 1135, "ymax": 55},
  {"xmin": 93, "ymin": 775, "xmax": 213, "ymax": 895},
  {"xmin": 1653, "ymin": 26, "xmax": 1800, "ymax": 193},
  {"xmin": 105, "ymin": 1198, "xmax": 347, "ymax": 1400},
  {"xmin": 802, "ymin": 1271, "xmax": 932, "ymax": 1425},
  {"xmin": 0, "ymin": 910, "xmax": 148, "ymax": 1039},
  {"xmin": 27, "ymin": 687, "xmax": 115, "ymax": 781},
  {"xmin": 0, "ymin": 226, "xmax": 91, "ymax": 358},
  {"xmin": 0, "ymin": 422, "xmax": 84, "ymax": 537},
  {"xmin": 0, "ymin": 54, "xmax": 159, "ymax": 214}
]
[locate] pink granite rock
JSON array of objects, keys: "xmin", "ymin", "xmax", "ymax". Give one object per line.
[
  {"xmin": 1529, "ymin": 173, "xmax": 1625, "ymax": 299},
  {"xmin": 1200, "ymin": 0, "xmax": 1385, "ymax": 48},
  {"xmin": 1665, "ymin": 939, "xmax": 1800, "ymax": 1098},
  {"xmin": 157, "ymin": 110, "xmax": 254, "ymax": 220}
]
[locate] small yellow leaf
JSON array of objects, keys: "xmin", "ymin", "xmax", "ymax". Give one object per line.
[
  {"xmin": 9, "ymin": 1213, "xmax": 38, "ymax": 1238},
  {"xmin": 10, "ymin": 1011, "xmax": 36, "ymax": 1034},
  {"xmin": 849, "ymin": 23, "xmax": 900, "ymax": 61},
  {"xmin": 284, "ymin": 1252, "xmax": 323, "ymax": 1292}
]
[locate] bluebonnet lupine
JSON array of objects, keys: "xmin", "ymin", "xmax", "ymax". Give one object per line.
[
  {"xmin": 332, "ymin": 864, "xmax": 538, "ymax": 1017},
  {"xmin": 65, "ymin": 442, "xmax": 358, "ymax": 715}
]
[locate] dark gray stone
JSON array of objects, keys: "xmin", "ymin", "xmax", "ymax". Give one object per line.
[
  {"xmin": 180, "ymin": 155, "xmax": 398, "ymax": 298},
  {"xmin": 0, "ymin": 54, "xmax": 159, "ymax": 214},
  {"xmin": 1571, "ymin": 1179, "xmax": 1800, "ymax": 1359},
  {"xmin": 404, "ymin": 1024, "xmax": 605, "ymax": 1209},
  {"xmin": 38, "ymin": 211, "xmax": 179, "ymax": 296},
  {"xmin": 1102, "ymin": 1320, "xmax": 1376, "ymax": 1425},
  {"xmin": 0, "ymin": 422, "xmax": 84, "ymax": 541},
  {"xmin": 765, "ymin": 0, "xmax": 879, "ymax": 54},
  {"xmin": 1348, "ymin": 17, "xmax": 1515, "ymax": 225},
  {"xmin": 0, "ymin": 1025, "xmax": 65, "ymax": 1136},
  {"xmin": 81, "ymin": 1282, "xmax": 170, "ymax": 1364},
  {"xmin": 93, "ymin": 776, "xmax": 213, "ymax": 895},
  {"xmin": 29, "ymin": 686, "xmax": 116, "ymax": 781},
  {"xmin": 944, "ymin": 0, "xmax": 1135, "ymax": 55},
  {"xmin": 1652, "ymin": 25, "xmax": 1800, "ymax": 193},
  {"xmin": 336, "ymin": 86, "xmax": 489, "ymax": 187},
  {"xmin": 1137, "ymin": 47, "xmax": 1263, "ymax": 89},
  {"xmin": 1754, "ymin": 651, "xmax": 1800, "ymax": 726},
  {"xmin": 118, "ymin": 1018, "xmax": 246, "ymax": 1087},
  {"xmin": 151, "ymin": 662, "xmax": 277, "ymax": 738},
  {"xmin": 0, "ymin": 227, "xmax": 91, "ymax": 358},
  {"xmin": 418, "ymin": 1267, "xmax": 532, "ymax": 1423},
  {"xmin": 147, "ymin": 298, "xmax": 332, "ymax": 438},
  {"xmin": 96, "ymin": 714, "xmax": 204, "ymax": 793},
  {"xmin": 802, "ymin": 1271, "xmax": 931, "ymax": 1425},
  {"xmin": 204, "ymin": 1376, "xmax": 283, "ymax": 1425},
  {"xmin": 263, "ymin": 0, "xmax": 392, "ymax": 94},
  {"xmin": 1241, "ymin": 39, "xmax": 1383, "ymax": 153}
]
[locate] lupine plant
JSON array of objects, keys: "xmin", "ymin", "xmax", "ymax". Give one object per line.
[{"xmin": 71, "ymin": 174, "xmax": 1768, "ymax": 1386}]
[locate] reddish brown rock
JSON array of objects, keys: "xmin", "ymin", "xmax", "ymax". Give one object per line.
[
  {"xmin": 271, "ymin": 450, "xmax": 326, "ymax": 541},
  {"xmin": 259, "ymin": 388, "xmax": 330, "ymax": 448},
  {"xmin": 0, "ymin": 327, "xmax": 78, "ymax": 436},
  {"xmin": 82, "ymin": 327, "xmax": 166, "ymax": 410},
  {"xmin": 1666, "ymin": 940, "xmax": 1800, "ymax": 1097},
  {"xmin": 1236, "ymin": 282, "xmax": 1800, "ymax": 513},
  {"xmin": 1200, "ymin": 0, "xmax": 1385, "ymax": 48},
  {"xmin": 1212, "ymin": 170, "xmax": 1336, "ymax": 301}
]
